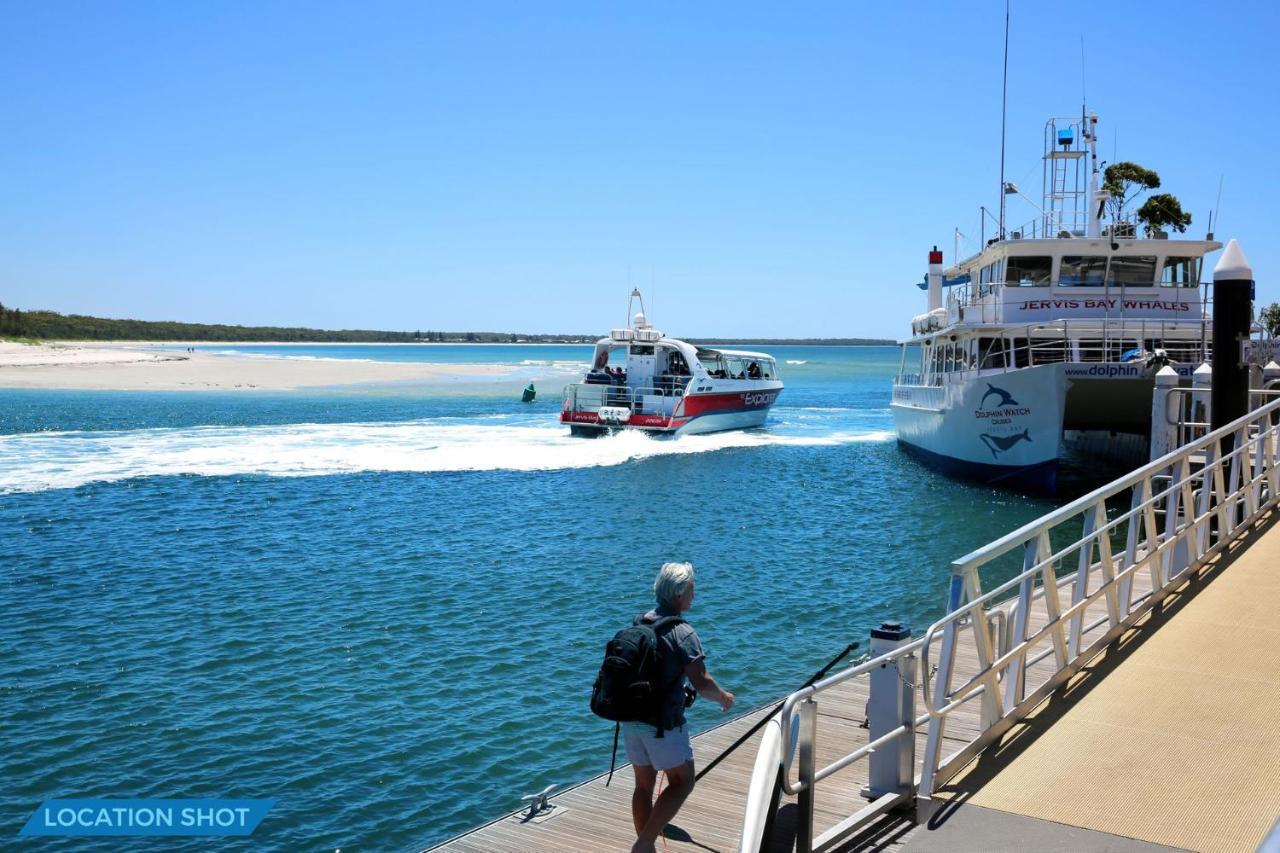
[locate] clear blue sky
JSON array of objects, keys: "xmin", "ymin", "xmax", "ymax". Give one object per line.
[{"xmin": 2, "ymin": 1, "xmax": 1276, "ymax": 339}]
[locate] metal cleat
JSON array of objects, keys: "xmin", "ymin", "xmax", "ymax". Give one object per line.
[{"xmin": 519, "ymin": 784, "xmax": 557, "ymax": 822}]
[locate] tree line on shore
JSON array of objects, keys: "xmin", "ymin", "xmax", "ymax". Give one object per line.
[
  {"xmin": 0, "ymin": 304, "xmax": 896, "ymax": 345},
  {"xmin": 0, "ymin": 305, "xmax": 595, "ymax": 343}
]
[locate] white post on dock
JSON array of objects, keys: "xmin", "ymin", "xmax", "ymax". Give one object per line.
[
  {"xmin": 1149, "ymin": 366, "xmax": 1181, "ymax": 461},
  {"xmin": 863, "ymin": 621, "xmax": 916, "ymax": 801}
]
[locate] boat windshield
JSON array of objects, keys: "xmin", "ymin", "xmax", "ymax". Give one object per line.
[
  {"xmin": 698, "ymin": 351, "xmax": 727, "ymax": 377},
  {"xmin": 724, "ymin": 356, "xmax": 774, "ymax": 380}
]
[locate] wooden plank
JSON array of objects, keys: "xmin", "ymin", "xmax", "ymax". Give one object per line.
[{"xmin": 430, "ymin": 554, "xmax": 1163, "ymax": 852}]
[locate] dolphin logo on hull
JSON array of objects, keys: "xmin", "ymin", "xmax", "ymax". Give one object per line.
[
  {"xmin": 981, "ymin": 383, "xmax": 1020, "ymax": 409},
  {"xmin": 979, "ymin": 429, "xmax": 1032, "ymax": 459}
]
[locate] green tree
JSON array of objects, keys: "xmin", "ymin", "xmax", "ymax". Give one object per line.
[
  {"xmin": 1137, "ymin": 193, "xmax": 1192, "ymax": 236},
  {"xmin": 1103, "ymin": 161, "xmax": 1160, "ymax": 225},
  {"xmin": 1261, "ymin": 303, "xmax": 1280, "ymax": 339}
]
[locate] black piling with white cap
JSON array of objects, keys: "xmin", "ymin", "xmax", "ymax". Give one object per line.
[{"xmin": 1211, "ymin": 239, "xmax": 1254, "ymax": 433}]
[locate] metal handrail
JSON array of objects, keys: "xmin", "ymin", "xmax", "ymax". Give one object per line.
[
  {"xmin": 561, "ymin": 382, "xmax": 686, "ymax": 414},
  {"xmin": 744, "ymin": 394, "xmax": 1280, "ymax": 853},
  {"xmin": 775, "ymin": 637, "xmax": 926, "ymax": 797},
  {"xmin": 894, "ymin": 316, "xmax": 1216, "ymax": 385},
  {"xmin": 915, "ymin": 394, "xmax": 1280, "ymax": 796}
]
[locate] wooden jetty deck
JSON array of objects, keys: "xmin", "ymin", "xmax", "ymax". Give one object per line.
[{"xmin": 429, "ymin": 553, "xmax": 1161, "ymax": 853}]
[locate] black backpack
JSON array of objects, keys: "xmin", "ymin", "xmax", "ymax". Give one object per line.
[{"xmin": 590, "ymin": 613, "xmax": 683, "ymax": 785}]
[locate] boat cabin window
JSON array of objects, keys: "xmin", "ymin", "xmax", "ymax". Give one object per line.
[
  {"xmin": 661, "ymin": 349, "xmax": 691, "ymax": 376},
  {"xmin": 899, "ymin": 343, "xmax": 923, "ymax": 378},
  {"xmin": 1059, "ymin": 255, "xmax": 1107, "ymax": 287},
  {"xmin": 698, "ymin": 351, "xmax": 727, "ymax": 378},
  {"xmin": 630, "ymin": 344, "xmax": 655, "ymax": 356},
  {"xmin": 1160, "ymin": 256, "xmax": 1202, "ymax": 287},
  {"xmin": 978, "ymin": 261, "xmax": 1003, "ymax": 291},
  {"xmin": 1106, "ymin": 256, "xmax": 1157, "ymax": 287},
  {"xmin": 1005, "ymin": 256, "xmax": 1052, "ymax": 286},
  {"xmin": 724, "ymin": 356, "xmax": 768, "ymax": 379},
  {"xmin": 755, "ymin": 358, "xmax": 777, "ymax": 379},
  {"xmin": 978, "ymin": 337, "xmax": 1008, "ymax": 369}
]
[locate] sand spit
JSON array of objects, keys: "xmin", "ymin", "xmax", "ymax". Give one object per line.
[{"xmin": 0, "ymin": 342, "xmax": 510, "ymax": 391}]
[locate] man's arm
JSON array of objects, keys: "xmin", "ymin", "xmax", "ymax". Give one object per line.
[{"xmin": 685, "ymin": 659, "xmax": 734, "ymax": 712}]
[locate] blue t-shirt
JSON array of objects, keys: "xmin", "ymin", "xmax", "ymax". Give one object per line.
[{"xmin": 642, "ymin": 606, "xmax": 705, "ymax": 729}]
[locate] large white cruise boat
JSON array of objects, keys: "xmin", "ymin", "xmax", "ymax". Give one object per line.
[{"xmin": 891, "ymin": 112, "xmax": 1221, "ymax": 491}]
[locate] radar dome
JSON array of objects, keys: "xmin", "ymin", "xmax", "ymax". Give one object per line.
[{"xmin": 633, "ymin": 311, "xmax": 647, "ymax": 328}]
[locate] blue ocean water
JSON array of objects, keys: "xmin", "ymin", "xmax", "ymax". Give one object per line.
[{"xmin": 1, "ymin": 346, "xmax": 1055, "ymax": 850}]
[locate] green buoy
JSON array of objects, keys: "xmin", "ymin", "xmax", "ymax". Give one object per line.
[{"xmin": 522, "ymin": 382, "xmax": 536, "ymax": 403}]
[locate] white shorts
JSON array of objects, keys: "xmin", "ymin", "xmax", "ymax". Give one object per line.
[{"xmin": 622, "ymin": 722, "xmax": 694, "ymax": 771}]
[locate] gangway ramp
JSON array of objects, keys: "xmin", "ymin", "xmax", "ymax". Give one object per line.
[{"xmin": 924, "ymin": 509, "xmax": 1280, "ymax": 853}]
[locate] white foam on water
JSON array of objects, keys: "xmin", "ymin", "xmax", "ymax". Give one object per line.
[
  {"xmin": 787, "ymin": 406, "xmax": 854, "ymax": 413},
  {"xmin": 0, "ymin": 420, "xmax": 893, "ymax": 494},
  {"xmin": 785, "ymin": 360, "xmax": 808, "ymax": 365}
]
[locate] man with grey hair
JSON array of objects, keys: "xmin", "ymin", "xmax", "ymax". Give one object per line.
[{"xmin": 626, "ymin": 561, "xmax": 735, "ymax": 853}]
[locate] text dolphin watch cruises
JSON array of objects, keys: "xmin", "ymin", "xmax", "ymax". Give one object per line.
[
  {"xmin": 891, "ymin": 110, "xmax": 1222, "ymax": 491},
  {"xmin": 561, "ymin": 290, "xmax": 783, "ymax": 436}
]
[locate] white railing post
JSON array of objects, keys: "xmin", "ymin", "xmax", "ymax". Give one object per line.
[
  {"xmin": 1266, "ymin": 415, "xmax": 1280, "ymax": 505},
  {"xmin": 920, "ymin": 570, "xmax": 966, "ymax": 797},
  {"xmin": 1192, "ymin": 363, "xmax": 1213, "ymax": 441},
  {"xmin": 1003, "ymin": 539, "xmax": 1042, "ymax": 711},
  {"xmin": 796, "ymin": 698, "xmax": 817, "ymax": 853},
  {"xmin": 864, "ymin": 622, "xmax": 915, "ymax": 801},
  {"xmin": 1149, "ymin": 366, "xmax": 1180, "ymax": 460}
]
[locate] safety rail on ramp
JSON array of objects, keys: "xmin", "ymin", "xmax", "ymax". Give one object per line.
[{"xmin": 738, "ymin": 393, "xmax": 1280, "ymax": 853}]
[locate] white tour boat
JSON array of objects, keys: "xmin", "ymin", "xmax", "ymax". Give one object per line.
[
  {"xmin": 892, "ymin": 111, "xmax": 1221, "ymax": 491},
  {"xmin": 561, "ymin": 290, "xmax": 783, "ymax": 436}
]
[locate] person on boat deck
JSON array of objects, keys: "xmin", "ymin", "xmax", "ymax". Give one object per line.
[
  {"xmin": 747, "ymin": 361, "xmax": 761, "ymax": 379},
  {"xmin": 626, "ymin": 562, "xmax": 735, "ymax": 853}
]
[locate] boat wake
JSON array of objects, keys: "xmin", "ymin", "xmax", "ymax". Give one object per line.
[{"xmin": 0, "ymin": 419, "xmax": 893, "ymax": 494}]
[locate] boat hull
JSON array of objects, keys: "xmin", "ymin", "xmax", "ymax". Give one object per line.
[
  {"xmin": 563, "ymin": 387, "xmax": 780, "ymax": 437},
  {"xmin": 891, "ymin": 364, "xmax": 1067, "ymax": 492}
]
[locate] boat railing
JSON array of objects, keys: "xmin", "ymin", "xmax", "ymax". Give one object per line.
[
  {"xmin": 1003, "ymin": 211, "xmax": 1150, "ymax": 241},
  {"xmin": 562, "ymin": 382, "xmax": 686, "ymax": 416},
  {"xmin": 742, "ymin": 392, "xmax": 1280, "ymax": 853},
  {"xmin": 897, "ymin": 316, "xmax": 1215, "ymax": 384}
]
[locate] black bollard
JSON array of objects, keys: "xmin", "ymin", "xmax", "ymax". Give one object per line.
[{"xmin": 1211, "ymin": 239, "xmax": 1254, "ymax": 434}]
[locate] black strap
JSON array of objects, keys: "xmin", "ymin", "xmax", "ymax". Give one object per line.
[
  {"xmin": 637, "ymin": 612, "xmax": 686, "ymax": 740},
  {"xmin": 605, "ymin": 721, "xmax": 620, "ymax": 787},
  {"xmin": 635, "ymin": 613, "xmax": 685, "ymax": 633}
]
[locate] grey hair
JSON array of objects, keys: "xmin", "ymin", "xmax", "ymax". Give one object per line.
[{"xmin": 654, "ymin": 561, "xmax": 695, "ymax": 609}]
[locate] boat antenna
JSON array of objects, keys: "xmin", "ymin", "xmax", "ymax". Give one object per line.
[
  {"xmin": 627, "ymin": 287, "xmax": 645, "ymax": 329},
  {"xmin": 1210, "ymin": 173, "xmax": 1224, "ymax": 237},
  {"xmin": 997, "ymin": 0, "xmax": 1010, "ymax": 241},
  {"xmin": 1080, "ymin": 36, "xmax": 1087, "ymax": 112}
]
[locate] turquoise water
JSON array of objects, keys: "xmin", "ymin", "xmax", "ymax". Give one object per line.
[{"xmin": 1, "ymin": 346, "xmax": 1055, "ymax": 849}]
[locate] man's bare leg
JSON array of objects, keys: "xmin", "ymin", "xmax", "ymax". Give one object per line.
[
  {"xmin": 631, "ymin": 764, "xmax": 657, "ymax": 836},
  {"xmin": 631, "ymin": 761, "xmax": 695, "ymax": 853}
]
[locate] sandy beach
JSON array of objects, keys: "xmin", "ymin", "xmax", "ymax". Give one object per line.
[{"xmin": 0, "ymin": 341, "xmax": 511, "ymax": 390}]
